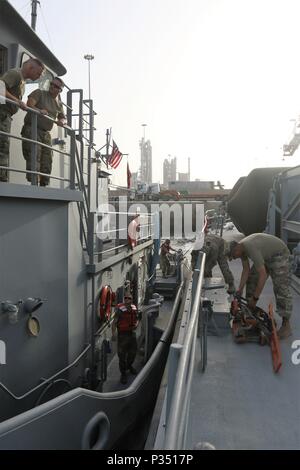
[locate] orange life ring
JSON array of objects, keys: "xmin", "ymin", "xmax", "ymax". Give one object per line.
[
  {"xmin": 128, "ymin": 216, "xmax": 140, "ymax": 249},
  {"xmin": 99, "ymin": 286, "xmax": 113, "ymax": 321}
]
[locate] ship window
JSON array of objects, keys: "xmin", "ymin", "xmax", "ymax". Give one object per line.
[{"xmin": 0, "ymin": 45, "xmax": 8, "ymax": 75}]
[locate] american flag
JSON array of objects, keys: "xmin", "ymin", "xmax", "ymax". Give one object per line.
[{"xmin": 108, "ymin": 140, "xmax": 123, "ymax": 169}]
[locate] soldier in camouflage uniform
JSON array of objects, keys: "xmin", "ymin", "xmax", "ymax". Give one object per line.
[
  {"xmin": 21, "ymin": 77, "xmax": 65, "ymax": 186},
  {"xmin": 0, "ymin": 58, "xmax": 44, "ymax": 181},
  {"xmin": 228, "ymin": 233, "xmax": 293, "ymax": 339},
  {"xmin": 112, "ymin": 294, "xmax": 139, "ymax": 385},
  {"xmin": 191, "ymin": 233, "xmax": 235, "ymax": 293}
]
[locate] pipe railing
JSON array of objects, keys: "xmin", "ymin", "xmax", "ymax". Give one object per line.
[
  {"xmin": 94, "ymin": 244, "xmax": 128, "ymax": 256},
  {"xmin": 0, "ymin": 91, "xmax": 97, "ymax": 260},
  {"xmin": 1, "ymin": 92, "xmax": 156, "ymax": 263},
  {"xmin": 95, "ymin": 213, "xmax": 154, "ymax": 230},
  {"xmin": 164, "ymin": 251, "xmax": 206, "ymax": 450},
  {"xmin": 0, "ymin": 344, "xmax": 91, "ymax": 401},
  {"xmin": 97, "ymin": 210, "xmax": 153, "ymax": 217},
  {"xmin": 0, "ymin": 130, "xmax": 71, "ymax": 157},
  {"xmin": 94, "ymin": 224, "xmax": 153, "ymax": 238},
  {"xmin": 0, "ymin": 165, "xmax": 69, "ymax": 182},
  {"xmin": 88, "ymin": 209, "xmax": 156, "ymax": 261},
  {"xmin": 1, "ymin": 91, "xmax": 154, "ymax": 265},
  {"xmin": 0, "ymin": 95, "xmax": 70, "ymax": 128},
  {"xmin": 0, "ymin": 95, "xmax": 75, "ymax": 189}
]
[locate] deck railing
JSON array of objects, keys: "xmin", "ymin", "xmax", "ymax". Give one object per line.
[
  {"xmin": 88, "ymin": 210, "xmax": 156, "ymax": 265},
  {"xmin": 0, "ymin": 95, "xmax": 76, "ymax": 188},
  {"xmin": 0, "ymin": 92, "xmax": 156, "ymax": 266},
  {"xmin": 163, "ymin": 251, "xmax": 206, "ymax": 450}
]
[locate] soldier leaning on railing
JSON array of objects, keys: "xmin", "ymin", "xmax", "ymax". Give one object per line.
[
  {"xmin": 0, "ymin": 58, "xmax": 44, "ymax": 182},
  {"xmin": 21, "ymin": 77, "xmax": 66, "ymax": 186}
]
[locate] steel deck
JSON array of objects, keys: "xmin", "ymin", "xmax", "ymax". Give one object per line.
[{"xmin": 186, "ymin": 231, "xmax": 300, "ymax": 450}]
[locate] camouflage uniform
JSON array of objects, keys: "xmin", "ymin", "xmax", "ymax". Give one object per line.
[
  {"xmin": 0, "ymin": 68, "xmax": 25, "ymax": 182},
  {"xmin": 21, "ymin": 88, "xmax": 64, "ymax": 186},
  {"xmin": 246, "ymin": 253, "xmax": 293, "ymax": 320},
  {"xmin": 21, "ymin": 125, "xmax": 52, "ymax": 186},
  {"xmin": 117, "ymin": 332, "xmax": 137, "ymax": 374},
  {"xmin": 0, "ymin": 110, "xmax": 12, "ymax": 181},
  {"xmin": 160, "ymin": 241, "xmax": 172, "ymax": 277},
  {"xmin": 160, "ymin": 253, "xmax": 171, "ymax": 276},
  {"xmin": 201, "ymin": 234, "xmax": 235, "ymax": 290}
]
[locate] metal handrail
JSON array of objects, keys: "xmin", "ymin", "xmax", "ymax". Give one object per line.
[
  {"xmin": 94, "ymin": 235, "xmax": 152, "ymax": 253},
  {"xmin": 92, "ymin": 216, "xmax": 154, "ymax": 256},
  {"xmin": 138, "ymin": 235, "xmax": 152, "ymax": 242},
  {"xmin": 97, "ymin": 210, "xmax": 153, "ymax": 217},
  {"xmin": 0, "ymin": 95, "xmax": 70, "ymax": 130},
  {"xmin": 95, "ymin": 222, "xmax": 154, "ymax": 236},
  {"xmin": 0, "ymin": 91, "xmax": 100, "ymax": 263},
  {"xmin": 0, "ymin": 165, "xmax": 70, "ymax": 182},
  {"xmin": 1, "ymin": 93, "xmax": 156, "ymax": 260},
  {"xmin": 139, "ymin": 223, "xmax": 154, "ymax": 228},
  {"xmin": 94, "ymin": 227, "xmax": 128, "ymax": 235},
  {"xmin": 60, "ymin": 101, "xmax": 73, "ymax": 111},
  {"xmin": 0, "ymin": 130, "xmax": 71, "ymax": 157},
  {"xmin": 0, "ymin": 91, "xmax": 94, "ymax": 261},
  {"xmin": 94, "ymin": 244, "xmax": 128, "ymax": 256},
  {"xmin": 0, "ymin": 344, "xmax": 91, "ymax": 401},
  {"xmin": 164, "ymin": 251, "xmax": 206, "ymax": 450},
  {"xmin": 0, "ymin": 94, "xmax": 76, "ymax": 188},
  {"xmin": 75, "ymin": 145, "xmax": 89, "ymax": 208}
]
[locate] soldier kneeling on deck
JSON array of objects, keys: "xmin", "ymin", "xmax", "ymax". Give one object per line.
[
  {"xmin": 21, "ymin": 77, "xmax": 66, "ymax": 186},
  {"xmin": 228, "ymin": 233, "xmax": 293, "ymax": 339},
  {"xmin": 191, "ymin": 233, "xmax": 235, "ymax": 294},
  {"xmin": 112, "ymin": 294, "xmax": 140, "ymax": 385}
]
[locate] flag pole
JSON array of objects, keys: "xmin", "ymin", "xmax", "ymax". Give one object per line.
[
  {"xmin": 126, "ymin": 154, "xmax": 131, "ymax": 190},
  {"xmin": 127, "ymin": 154, "xmax": 129, "ymax": 189},
  {"xmin": 105, "ymin": 128, "xmax": 112, "ymax": 169}
]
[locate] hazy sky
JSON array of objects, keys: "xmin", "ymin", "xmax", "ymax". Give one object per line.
[{"xmin": 9, "ymin": 0, "xmax": 300, "ymax": 187}]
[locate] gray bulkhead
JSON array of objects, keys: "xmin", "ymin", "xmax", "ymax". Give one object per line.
[
  {"xmin": 0, "ymin": 187, "xmax": 81, "ymax": 421},
  {"xmin": 0, "ymin": 1, "xmax": 154, "ymax": 423},
  {"xmin": 0, "ymin": 5, "xmax": 88, "ymax": 421}
]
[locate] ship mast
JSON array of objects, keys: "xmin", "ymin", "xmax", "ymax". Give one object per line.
[{"xmin": 31, "ymin": 0, "xmax": 40, "ymax": 31}]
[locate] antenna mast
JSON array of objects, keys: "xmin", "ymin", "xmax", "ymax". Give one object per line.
[{"xmin": 31, "ymin": 0, "xmax": 40, "ymax": 31}]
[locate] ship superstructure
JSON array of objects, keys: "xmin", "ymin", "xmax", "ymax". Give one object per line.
[{"xmin": 0, "ymin": 1, "xmax": 164, "ymax": 446}]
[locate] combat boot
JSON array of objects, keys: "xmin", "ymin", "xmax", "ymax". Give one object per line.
[{"xmin": 277, "ymin": 319, "xmax": 292, "ymax": 339}]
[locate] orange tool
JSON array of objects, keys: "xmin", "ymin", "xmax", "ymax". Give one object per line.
[{"xmin": 268, "ymin": 304, "xmax": 282, "ymax": 373}]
